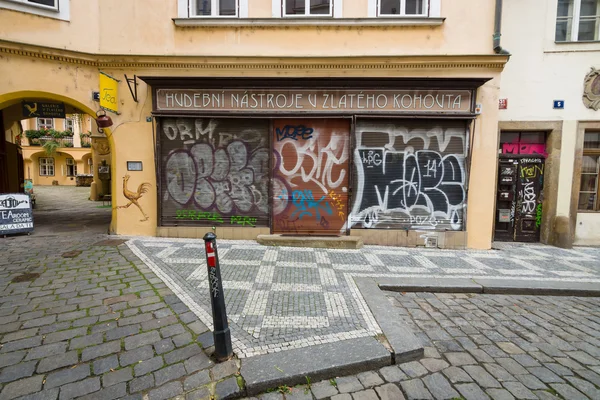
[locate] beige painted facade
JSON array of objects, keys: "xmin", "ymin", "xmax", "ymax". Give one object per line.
[
  {"xmin": 0, "ymin": 0, "xmax": 508, "ymax": 248},
  {"xmin": 499, "ymin": 0, "xmax": 600, "ymax": 246}
]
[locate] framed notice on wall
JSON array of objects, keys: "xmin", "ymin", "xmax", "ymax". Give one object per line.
[{"xmin": 0, "ymin": 193, "xmax": 34, "ymax": 236}]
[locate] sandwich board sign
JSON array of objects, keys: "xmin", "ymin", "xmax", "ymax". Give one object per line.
[{"xmin": 0, "ymin": 193, "xmax": 34, "ymax": 236}]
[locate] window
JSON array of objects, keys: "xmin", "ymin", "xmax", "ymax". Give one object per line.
[
  {"xmin": 66, "ymin": 158, "xmax": 77, "ymax": 176},
  {"xmin": 579, "ymin": 132, "xmax": 600, "ymax": 211},
  {"xmin": 39, "ymin": 158, "xmax": 54, "ymax": 176},
  {"xmin": 556, "ymin": 0, "xmax": 600, "ymax": 42},
  {"xmin": 37, "ymin": 118, "xmax": 53, "ymax": 130},
  {"xmin": 284, "ymin": 0, "xmax": 332, "ymax": 16},
  {"xmin": 379, "ymin": 0, "xmax": 428, "ymax": 16},
  {"xmin": 191, "ymin": 0, "xmax": 237, "ymax": 17},
  {"xmin": 0, "ymin": 0, "xmax": 69, "ymax": 20},
  {"xmin": 65, "ymin": 118, "xmax": 74, "ymax": 132}
]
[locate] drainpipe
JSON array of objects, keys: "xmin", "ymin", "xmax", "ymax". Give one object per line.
[{"xmin": 493, "ymin": 0, "xmax": 510, "ymax": 55}]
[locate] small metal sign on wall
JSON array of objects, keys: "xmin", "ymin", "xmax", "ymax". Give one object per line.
[
  {"xmin": 0, "ymin": 193, "xmax": 34, "ymax": 236},
  {"xmin": 22, "ymin": 101, "xmax": 65, "ymax": 118}
]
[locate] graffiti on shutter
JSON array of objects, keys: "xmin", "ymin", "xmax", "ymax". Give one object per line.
[
  {"xmin": 272, "ymin": 119, "xmax": 350, "ymax": 235},
  {"xmin": 159, "ymin": 118, "xmax": 270, "ymax": 227},
  {"xmin": 351, "ymin": 119, "xmax": 468, "ymax": 231}
]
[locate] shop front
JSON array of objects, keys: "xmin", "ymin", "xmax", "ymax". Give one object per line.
[{"xmin": 147, "ymin": 78, "xmax": 487, "ymax": 248}]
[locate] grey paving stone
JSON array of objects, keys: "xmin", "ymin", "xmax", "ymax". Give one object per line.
[
  {"xmin": 497, "ymin": 358, "xmax": 528, "ymax": 375},
  {"xmin": 45, "ymin": 364, "xmax": 91, "ymax": 389},
  {"xmin": 124, "ymin": 331, "xmax": 161, "ymax": 350},
  {"xmin": 69, "ymin": 333, "xmax": 103, "ymax": 350},
  {"xmin": 186, "ymin": 386, "xmax": 211, "ymax": 400},
  {"xmin": 399, "ymin": 361, "xmax": 428, "ymax": 378},
  {"xmin": 129, "ymin": 374, "xmax": 155, "ymax": 394},
  {"xmin": 154, "ymin": 362, "xmax": 186, "ymax": 386},
  {"xmin": 0, "ymin": 351, "xmax": 26, "ymax": 369},
  {"xmin": 0, "ymin": 360, "xmax": 37, "ymax": 383},
  {"xmin": 154, "ymin": 338, "xmax": 175, "ymax": 355},
  {"xmin": 422, "ymin": 372, "xmax": 459, "ymax": 400},
  {"xmin": 400, "ymin": 379, "xmax": 433, "ymax": 400},
  {"xmin": 159, "ymin": 324, "xmax": 186, "ymax": 338},
  {"xmin": 356, "ymin": 371, "xmax": 384, "ymax": 388},
  {"xmin": 310, "ymin": 380, "xmax": 339, "ymax": 399},
  {"xmin": 379, "ymin": 366, "xmax": 407, "ymax": 383},
  {"xmin": 172, "ymin": 332, "xmax": 193, "ymax": 347},
  {"xmin": 442, "ymin": 366, "xmax": 473, "ymax": 384},
  {"xmin": 119, "ymin": 345, "xmax": 154, "ymax": 367},
  {"xmin": 81, "ymin": 340, "xmax": 121, "ymax": 362},
  {"xmin": 483, "ymin": 363, "xmax": 517, "ymax": 382},
  {"xmin": 3, "ymin": 328, "xmax": 39, "ymax": 343},
  {"xmin": 497, "ymin": 342, "xmax": 525, "ymax": 355},
  {"xmin": 141, "ymin": 315, "xmax": 178, "ymax": 331},
  {"xmin": 57, "ymin": 310, "xmax": 87, "ymax": 322},
  {"xmin": 511, "ymin": 355, "xmax": 540, "ymax": 368},
  {"xmin": 215, "ymin": 376, "xmax": 242, "ymax": 400},
  {"xmin": 1, "ymin": 336, "xmax": 42, "ymax": 353},
  {"xmin": 22, "ymin": 315, "xmax": 56, "ymax": 328},
  {"xmin": 0, "ymin": 375, "xmax": 44, "ymax": 399},
  {"xmin": 348, "ymin": 388, "xmax": 378, "ymax": 400},
  {"xmin": 485, "ymin": 388, "xmax": 516, "ymax": 400},
  {"xmin": 456, "ymin": 382, "xmax": 491, "ymax": 400},
  {"xmin": 92, "ymin": 355, "xmax": 119, "ymax": 375},
  {"xmin": 468, "ymin": 348, "xmax": 495, "ymax": 363},
  {"xmin": 549, "ymin": 383, "xmax": 589, "ymax": 400},
  {"xmin": 374, "ymin": 383, "xmax": 405, "ymax": 400},
  {"xmin": 526, "ymin": 367, "xmax": 564, "ymax": 383},
  {"xmin": 148, "ymin": 381, "xmax": 183, "ymax": 400},
  {"xmin": 37, "ymin": 350, "xmax": 79, "ymax": 373},
  {"xmin": 16, "ymin": 388, "xmax": 60, "ymax": 400},
  {"xmin": 58, "ymin": 376, "xmax": 101, "ymax": 400},
  {"xmin": 102, "ymin": 367, "xmax": 133, "ymax": 387},
  {"xmin": 76, "ymin": 382, "xmax": 126, "ymax": 400},
  {"xmin": 330, "ymin": 395, "xmax": 352, "ymax": 400},
  {"xmin": 188, "ymin": 320, "xmax": 209, "ymax": 335},
  {"xmin": 420, "ymin": 358, "xmax": 449, "ymax": 373},
  {"xmin": 502, "ymin": 381, "xmax": 537, "ymax": 399},
  {"xmin": 445, "ymin": 352, "xmax": 477, "ymax": 367},
  {"xmin": 105, "ymin": 324, "xmax": 140, "ymax": 341},
  {"xmin": 567, "ymin": 350, "xmax": 600, "ymax": 366},
  {"xmin": 336, "ymin": 376, "xmax": 364, "ymax": 394},
  {"xmin": 514, "ymin": 374, "xmax": 547, "ymax": 390},
  {"xmin": 463, "ymin": 365, "xmax": 502, "ymax": 388},
  {"xmin": 565, "ymin": 376, "xmax": 600, "ymax": 399},
  {"xmin": 44, "ymin": 327, "xmax": 86, "ymax": 344},
  {"xmin": 184, "ymin": 369, "xmax": 211, "ymax": 391},
  {"xmin": 134, "ymin": 356, "xmax": 164, "ymax": 376},
  {"xmin": 25, "ymin": 342, "xmax": 67, "ymax": 360},
  {"xmin": 212, "ymin": 359, "xmax": 238, "ymax": 380},
  {"xmin": 164, "ymin": 344, "xmax": 202, "ymax": 365}
]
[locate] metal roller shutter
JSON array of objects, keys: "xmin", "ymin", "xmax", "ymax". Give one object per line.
[
  {"xmin": 158, "ymin": 117, "xmax": 270, "ymax": 228},
  {"xmin": 351, "ymin": 118, "xmax": 468, "ymax": 231}
]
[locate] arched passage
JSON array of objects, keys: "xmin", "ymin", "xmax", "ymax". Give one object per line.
[{"xmin": 0, "ymin": 91, "xmax": 117, "ymax": 235}]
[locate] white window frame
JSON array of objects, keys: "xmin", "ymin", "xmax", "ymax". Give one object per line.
[
  {"xmin": 368, "ymin": 0, "xmax": 439, "ymax": 17},
  {"xmin": 37, "ymin": 118, "xmax": 53, "ymax": 130},
  {"xmin": 65, "ymin": 118, "xmax": 74, "ymax": 132},
  {"xmin": 66, "ymin": 158, "xmax": 77, "ymax": 176},
  {"xmin": 39, "ymin": 157, "xmax": 55, "ymax": 176},
  {"xmin": 283, "ymin": 0, "xmax": 333, "ymax": 17},
  {"xmin": 0, "ymin": 0, "xmax": 69, "ymax": 20},
  {"xmin": 181, "ymin": 0, "xmax": 247, "ymax": 18},
  {"xmin": 377, "ymin": 0, "xmax": 428, "ymax": 17},
  {"xmin": 556, "ymin": 0, "xmax": 600, "ymax": 42}
]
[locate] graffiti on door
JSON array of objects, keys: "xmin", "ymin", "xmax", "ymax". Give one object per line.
[
  {"xmin": 351, "ymin": 120, "xmax": 467, "ymax": 230},
  {"xmin": 160, "ymin": 118, "xmax": 269, "ymax": 226},
  {"xmin": 514, "ymin": 158, "xmax": 544, "ymax": 240},
  {"xmin": 272, "ymin": 120, "xmax": 350, "ymax": 234}
]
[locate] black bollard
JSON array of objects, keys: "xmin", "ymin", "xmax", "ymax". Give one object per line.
[{"xmin": 203, "ymin": 232, "xmax": 233, "ymax": 361}]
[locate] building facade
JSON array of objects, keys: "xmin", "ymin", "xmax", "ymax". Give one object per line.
[
  {"xmin": 0, "ymin": 0, "xmax": 508, "ymax": 248},
  {"xmin": 499, "ymin": 0, "xmax": 600, "ymax": 247}
]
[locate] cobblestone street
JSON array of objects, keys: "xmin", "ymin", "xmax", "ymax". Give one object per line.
[{"xmin": 246, "ymin": 292, "xmax": 600, "ymax": 400}]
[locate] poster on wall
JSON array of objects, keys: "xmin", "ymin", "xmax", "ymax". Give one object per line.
[{"xmin": 0, "ymin": 193, "xmax": 34, "ymax": 236}]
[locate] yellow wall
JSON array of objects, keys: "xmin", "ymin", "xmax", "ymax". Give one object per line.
[{"xmin": 0, "ymin": 0, "xmax": 507, "ymax": 246}]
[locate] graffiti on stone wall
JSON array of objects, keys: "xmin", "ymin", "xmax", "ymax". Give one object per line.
[
  {"xmin": 272, "ymin": 120, "xmax": 349, "ymax": 234},
  {"xmin": 161, "ymin": 118, "xmax": 269, "ymax": 224},
  {"xmin": 351, "ymin": 122, "xmax": 467, "ymax": 230}
]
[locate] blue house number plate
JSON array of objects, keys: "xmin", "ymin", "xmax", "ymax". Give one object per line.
[{"xmin": 553, "ymin": 100, "xmax": 564, "ymax": 109}]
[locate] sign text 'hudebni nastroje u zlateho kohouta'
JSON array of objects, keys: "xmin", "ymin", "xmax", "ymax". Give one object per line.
[{"xmin": 156, "ymin": 89, "xmax": 472, "ymax": 113}]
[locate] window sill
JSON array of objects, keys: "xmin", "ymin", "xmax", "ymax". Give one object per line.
[
  {"xmin": 577, "ymin": 210, "xmax": 600, "ymax": 213},
  {"xmin": 173, "ymin": 17, "xmax": 445, "ymax": 27}
]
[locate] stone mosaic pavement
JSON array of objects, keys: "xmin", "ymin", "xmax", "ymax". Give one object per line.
[
  {"xmin": 127, "ymin": 238, "xmax": 600, "ymax": 359},
  {"xmin": 246, "ymin": 292, "xmax": 600, "ymax": 400}
]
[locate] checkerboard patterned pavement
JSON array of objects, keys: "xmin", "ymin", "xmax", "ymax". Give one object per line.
[{"xmin": 127, "ymin": 239, "xmax": 600, "ymax": 359}]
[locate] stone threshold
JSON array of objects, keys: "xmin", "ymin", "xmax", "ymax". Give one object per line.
[{"xmin": 256, "ymin": 234, "xmax": 364, "ymax": 249}]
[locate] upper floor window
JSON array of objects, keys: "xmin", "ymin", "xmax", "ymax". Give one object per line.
[
  {"xmin": 579, "ymin": 132, "xmax": 600, "ymax": 211},
  {"xmin": 556, "ymin": 0, "xmax": 600, "ymax": 42},
  {"xmin": 65, "ymin": 118, "xmax": 74, "ymax": 133},
  {"xmin": 191, "ymin": 0, "xmax": 237, "ymax": 17},
  {"xmin": 284, "ymin": 0, "xmax": 332, "ymax": 16},
  {"xmin": 0, "ymin": 0, "xmax": 68, "ymax": 20},
  {"xmin": 379, "ymin": 0, "xmax": 428, "ymax": 16},
  {"xmin": 37, "ymin": 118, "xmax": 53, "ymax": 130}
]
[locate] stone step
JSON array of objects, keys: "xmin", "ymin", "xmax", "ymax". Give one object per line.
[{"xmin": 256, "ymin": 234, "xmax": 364, "ymax": 249}]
